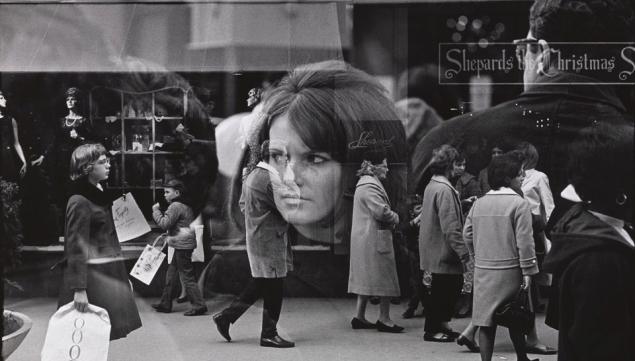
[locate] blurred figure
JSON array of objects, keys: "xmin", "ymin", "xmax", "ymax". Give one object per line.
[
  {"xmin": 543, "ymin": 124, "xmax": 634, "ymax": 361},
  {"xmin": 464, "ymin": 153, "xmax": 538, "ymax": 361}
]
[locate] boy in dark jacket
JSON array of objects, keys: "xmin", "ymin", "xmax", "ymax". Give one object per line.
[{"xmin": 151, "ymin": 179, "xmax": 207, "ymax": 316}]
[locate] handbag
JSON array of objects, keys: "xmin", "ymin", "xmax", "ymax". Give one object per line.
[
  {"xmin": 41, "ymin": 302, "xmax": 110, "ymax": 361},
  {"xmin": 493, "ymin": 287, "xmax": 535, "ymax": 334},
  {"xmin": 130, "ymin": 233, "xmax": 168, "ymax": 285}
]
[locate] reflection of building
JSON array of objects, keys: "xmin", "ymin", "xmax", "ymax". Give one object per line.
[{"xmin": 2, "ymin": 1, "xmax": 536, "ymax": 298}]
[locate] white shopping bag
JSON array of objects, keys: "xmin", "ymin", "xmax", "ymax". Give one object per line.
[
  {"xmin": 112, "ymin": 193, "xmax": 151, "ymax": 243},
  {"xmin": 167, "ymin": 215, "xmax": 205, "ymax": 264},
  {"xmin": 41, "ymin": 302, "xmax": 110, "ymax": 361},
  {"xmin": 130, "ymin": 234, "xmax": 167, "ymax": 285},
  {"xmin": 191, "ymin": 215, "xmax": 205, "ymax": 263}
]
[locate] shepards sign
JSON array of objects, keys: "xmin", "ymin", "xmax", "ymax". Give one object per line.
[{"xmin": 439, "ymin": 42, "xmax": 635, "ymax": 85}]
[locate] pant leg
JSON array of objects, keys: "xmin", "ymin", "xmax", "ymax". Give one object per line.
[
  {"xmin": 424, "ymin": 273, "xmax": 463, "ymax": 332},
  {"xmin": 258, "ymin": 278, "xmax": 284, "ymax": 338},
  {"xmin": 159, "ymin": 262, "xmax": 178, "ymax": 309},
  {"xmin": 221, "ymin": 277, "xmax": 261, "ymax": 324},
  {"xmin": 174, "ymin": 249, "xmax": 206, "ymax": 309}
]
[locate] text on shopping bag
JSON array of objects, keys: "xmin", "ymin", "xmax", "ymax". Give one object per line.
[{"xmin": 112, "ymin": 193, "xmax": 151, "ymax": 242}]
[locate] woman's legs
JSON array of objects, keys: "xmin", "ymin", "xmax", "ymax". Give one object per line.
[
  {"xmin": 479, "ymin": 325, "xmax": 496, "ymax": 361},
  {"xmin": 356, "ymin": 295, "xmax": 370, "ymax": 321},
  {"xmin": 509, "ymin": 326, "xmax": 531, "ymax": 361},
  {"xmin": 460, "ymin": 321, "xmax": 478, "ymax": 341},
  {"xmin": 378, "ymin": 296, "xmax": 394, "ymax": 325}
]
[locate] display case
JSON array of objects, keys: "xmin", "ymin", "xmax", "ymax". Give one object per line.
[{"xmin": 89, "ymin": 86, "xmax": 191, "ymax": 217}]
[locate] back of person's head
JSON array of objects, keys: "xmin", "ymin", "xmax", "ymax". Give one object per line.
[
  {"xmin": 69, "ymin": 143, "xmax": 107, "ymax": 181},
  {"xmin": 514, "ymin": 141, "xmax": 539, "ymax": 170},
  {"xmin": 396, "ymin": 64, "xmax": 461, "ymax": 120},
  {"xmin": 165, "ymin": 179, "xmax": 186, "ymax": 195},
  {"xmin": 488, "ymin": 153, "xmax": 523, "ymax": 190},
  {"xmin": 428, "ymin": 144, "xmax": 459, "ymax": 176},
  {"xmin": 529, "ymin": 0, "xmax": 635, "ymax": 60},
  {"xmin": 567, "ymin": 123, "xmax": 634, "ymax": 209}
]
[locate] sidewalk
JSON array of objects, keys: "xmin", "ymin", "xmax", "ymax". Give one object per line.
[{"xmin": 5, "ymin": 296, "xmax": 558, "ymax": 361}]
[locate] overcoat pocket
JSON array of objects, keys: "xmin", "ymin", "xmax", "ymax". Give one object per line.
[{"xmin": 376, "ymin": 230, "xmax": 393, "ymax": 254}]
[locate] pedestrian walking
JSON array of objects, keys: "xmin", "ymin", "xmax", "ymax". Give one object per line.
[
  {"xmin": 57, "ymin": 143, "xmax": 141, "ymax": 340},
  {"xmin": 464, "ymin": 153, "xmax": 538, "ymax": 361}
]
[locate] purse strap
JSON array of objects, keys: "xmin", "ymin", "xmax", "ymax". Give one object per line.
[{"xmin": 516, "ymin": 287, "xmax": 534, "ymax": 311}]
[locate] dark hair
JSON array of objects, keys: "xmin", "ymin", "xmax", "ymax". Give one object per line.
[
  {"xmin": 428, "ymin": 144, "xmax": 459, "ymax": 175},
  {"xmin": 230, "ymin": 60, "xmax": 407, "ymax": 229},
  {"xmin": 488, "ymin": 153, "xmax": 523, "ymax": 190},
  {"xmin": 165, "ymin": 179, "xmax": 186, "ymax": 194},
  {"xmin": 515, "ymin": 141, "xmax": 539, "ymax": 169},
  {"xmin": 66, "ymin": 87, "xmax": 82, "ymax": 99},
  {"xmin": 529, "ymin": 0, "xmax": 635, "ymax": 73},
  {"xmin": 567, "ymin": 123, "xmax": 634, "ymax": 205}
]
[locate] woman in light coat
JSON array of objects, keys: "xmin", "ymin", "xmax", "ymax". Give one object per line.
[
  {"xmin": 464, "ymin": 153, "xmax": 538, "ymax": 361},
  {"xmin": 348, "ymin": 153, "xmax": 402, "ymax": 333}
]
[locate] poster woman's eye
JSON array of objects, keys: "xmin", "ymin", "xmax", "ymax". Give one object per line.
[{"xmin": 306, "ymin": 154, "xmax": 328, "ymax": 164}]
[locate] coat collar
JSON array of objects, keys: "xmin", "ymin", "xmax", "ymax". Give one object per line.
[
  {"xmin": 70, "ymin": 178, "xmax": 111, "ymax": 207},
  {"xmin": 521, "ymin": 72, "xmax": 626, "ymax": 113},
  {"xmin": 486, "ymin": 187, "xmax": 519, "ymax": 196},
  {"xmin": 431, "ymin": 175, "xmax": 457, "ymax": 191}
]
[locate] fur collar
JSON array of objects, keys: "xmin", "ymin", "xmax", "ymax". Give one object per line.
[{"xmin": 70, "ymin": 178, "xmax": 111, "ymax": 207}]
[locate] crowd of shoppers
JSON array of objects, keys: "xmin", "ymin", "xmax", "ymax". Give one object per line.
[{"xmin": 2, "ymin": 1, "xmax": 632, "ymax": 359}]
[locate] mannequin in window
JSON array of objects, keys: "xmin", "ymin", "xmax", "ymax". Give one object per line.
[{"xmin": 0, "ymin": 90, "xmax": 27, "ymax": 182}]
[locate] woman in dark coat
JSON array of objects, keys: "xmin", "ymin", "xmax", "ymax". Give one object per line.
[
  {"xmin": 58, "ymin": 143, "xmax": 141, "ymax": 340},
  {"xmin": 543, "ymin": 124, "xmax": 634, "ymax": 361}
]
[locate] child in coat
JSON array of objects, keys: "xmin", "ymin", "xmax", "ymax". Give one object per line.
[{"xmin": 151, "ymin": 179, "xmax": 207, "ymax": 316}]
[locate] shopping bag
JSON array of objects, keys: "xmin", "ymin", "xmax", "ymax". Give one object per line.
[
  {"xmin": 191, "ymin": 215, "xmax": 205, "ymax": 263},
  {"xmin": 41, "ymin": 302, "xmax": 110, "ymax": 361},
  {"xmin": 112, "ymin": 193, "xmax": 151, "ymax": 242},
  {"xmin": 130, "ymin": 234, "xmax": 168, "ymax": 285}
]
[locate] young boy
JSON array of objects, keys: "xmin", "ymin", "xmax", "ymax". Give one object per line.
[{"xmin": 151, "ymin": 179, "xmax": 207, "ymax": 316}]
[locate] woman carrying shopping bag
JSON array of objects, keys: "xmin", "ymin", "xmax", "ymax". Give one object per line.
[{"xmin": 57, "ymin": 143, "xmax": 141, "ymax": 340}]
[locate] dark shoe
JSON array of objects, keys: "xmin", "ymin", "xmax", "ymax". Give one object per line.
[
  {"xmin": 212, "ymin": 313, "xmax": 232, "ymax": 342},
  {"xmin": 440, "ymin": 328, "xmax": 460, "ymax": 340},
  {"xmin": 376, "ymin": 321, "xmax": 404, "ymax": 333},
  {"xmin": 369, "ymin": 296, "xmax": 380, "ymax": 305},
  {"xmin": 525, "ymin": 344, "xmax": 557, "ymax": 355},
  {"xmin": 151, "ymin": 303, "xmax": 172, "ymax": 313},
  {"xmin": 184, "ymin": 306, "xmax": 208, "ymax": 316},
  {"xmin": 456, "ymin": 335, "xmax": 480, "ymax": 352},
  {"xmin": 351, "ymin": 317, "xmax": 376, "ymax": 330},
  {"xmin": 423, "ymin": 332, "xmax": 454, "ymax": 343},
  {"xmin": 402, "ymin": 307, "xmax": 416, "ymax": 319},
  {"xmin": 260, "ymin": 335, "xmax": 295, "ymax": 348},
  {"xmin": 176, "ymin": 296, "xmax": 188, "ymax": 304}
]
